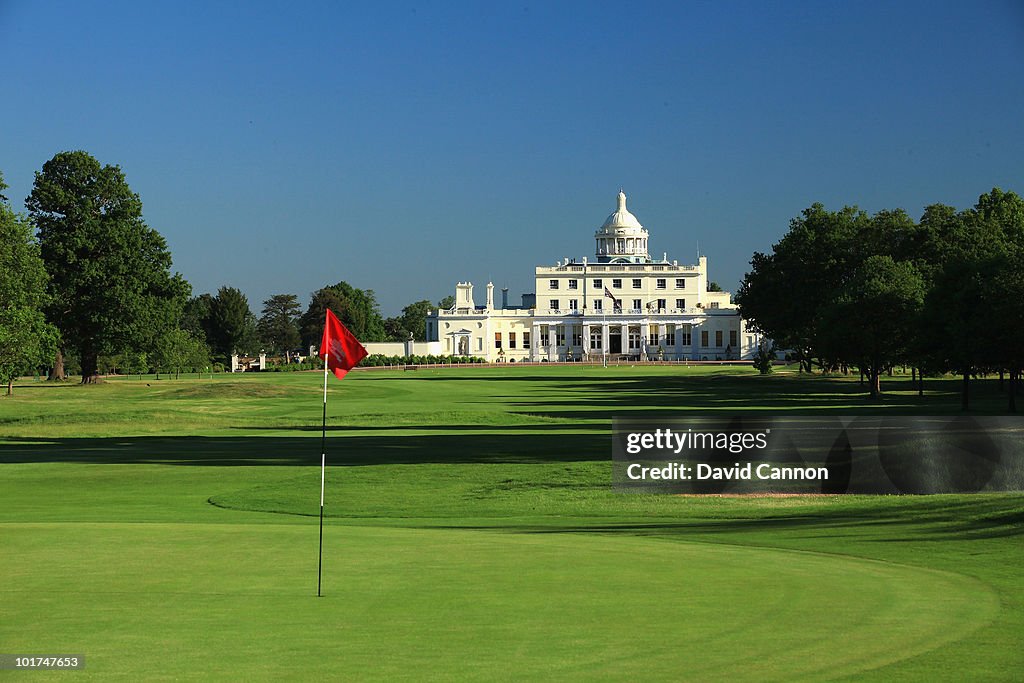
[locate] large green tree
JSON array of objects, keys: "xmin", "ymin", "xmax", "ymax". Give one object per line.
[
  {"xmin": 257, "ymin": 294, "xmax": 302, "ymax": 356},
  {"xmin": 0, "ymin": 172, "xmax": 58, "ymax": 394},
  {"xmin": 920, "ymin": 189, "xmax": 1024, "ymax": 409},
  {"xmin": 819, "ymin": 256, "xmax": 925, "ymax": 398},
  {"xmin": 26, "ymin": 151, "xmax": 188, "ymax": 382},
  {"xmin": 300, "ymin": 281, "xmax": 386, "ymax": 348},
  {"xmin": 400, "ymin": 299, "xmax": 434, "ymax": 341},
  {"xmin": 154, "ymin": 328, "xmax": 210, "ymax": 379},
  {"xmin": 181, "ymin": 293, "xmax": 214, "ymax": 344},
  {"xmin": 207, "ymin": 286, "xmax": 258, "ymax": 361},
  {"xmin": 736, "ymin": 204, "xmax": 867, "ymax": 372}
]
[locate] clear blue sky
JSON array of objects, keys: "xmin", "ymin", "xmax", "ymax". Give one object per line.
[{"xmin": 2, "ymin": 1, "xmax": 1022, "ymax": 316}]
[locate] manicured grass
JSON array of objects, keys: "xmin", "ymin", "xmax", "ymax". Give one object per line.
[{"xmin": 1, "ymin": 366, "xmax": 1021, "ymax": 680}]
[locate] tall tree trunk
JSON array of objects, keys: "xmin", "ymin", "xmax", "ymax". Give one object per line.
[
  {"xmin": 917, "ymin": 369, "xmax": 924, "ymax": 397},
  {"xmin": 1009, "ymin": 370, "xmax": 1017, "ymax": 413},
  {"xmin": 961, "ymin": 371, "xmax": 970, "ymax": 411},
  {"xmin": 911, "ymin": 367, "xmax": 916, "ymax": 383},
  {"xmin": 6, "ymin": 379, "xmax": 12, "ymax": 396},
  {"xmin": 48, "ymin": 347, "xmax": 66, "ymax": 381},
  {"xmin": 80, "ymin": 347, "xmax": 100, "ymax": 384},
  {"xmin": 869, "ymin": 367, "xmax": 881, "ymax": 399},
  {"xmin": 999, "ymin": 369, "xmax": 1004, "ymax": 391}
]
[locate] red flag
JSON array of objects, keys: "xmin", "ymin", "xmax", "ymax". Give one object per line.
[{"xmin": 319, "ymin": 309, "xmax": 368, "ymax": 380}]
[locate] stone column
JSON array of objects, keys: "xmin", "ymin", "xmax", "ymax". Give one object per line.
[
  {"xmin": 531, "ymin": 322, "xmax": 540, "ymax": 362},
  {"xmin": 602, "ymin": 323, "xmax": 610, "ymax": 358},
  {"xmin": 640, "ymin": 322, "xmax": 650, "ymax": 360},
  {"xmin": 582, "ymin": 323, "xmax": 591, "ymax": 357}
]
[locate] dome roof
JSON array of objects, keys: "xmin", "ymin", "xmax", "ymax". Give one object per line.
[{"xmin": 599, "ymin": 191, "xmax": 644, "ymax": 233}]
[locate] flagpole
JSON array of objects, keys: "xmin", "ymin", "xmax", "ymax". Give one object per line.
[
  {"xmin": 316, "ymin": 310, "xmax": 368, "ymax": 598},
  {"xmin": 318, "ymin": 350, "xmax": 328, "ymax": 597}
]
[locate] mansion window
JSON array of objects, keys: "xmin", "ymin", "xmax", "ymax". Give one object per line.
[
  {"xmin": 568, "ymin": 299, "xmax": 579, "ymax": 311},
  {"xmin": 680, "ymin": 329, "xmax": 692, "ymax": 346},
  {"xmin": 495, "ymin": 332, "xmax": 502, "ymax": 349},
  {"xmin": 657, "ymin": 298, "xmax": 666, "ymax": 310},
  {"xmin": 523, "ymin": 331, "xmax": 530, "ymax": 347},
  {"xmin": 612, "ymin": 278, "xmax": 622, "ymax": 289},
  {"xmin": 593, "ymin": 279, "xmax": 602, "ymax": 288},
  {"xmin": 649, "ymin": 333, "xmax": 658, "ymax": 346},
  {"xmin": 675, "ymin": 298, "xmax": 685, "ymax": 309},
  {"xmin": 572, "ymin": 326, "xmax": 582, "ymax": 346},
  {"xmin": 628, "ymin": 329, "xmax": 641, "ymax": 349},
  {"xmin": 556, "ymin": 326, "xmax": 566, "ymax": 346},
  {"xmin": 715, "ymin": 330, "xmax": 723, "ymax": 347},
  {"xmin": 540, "ymin": 326, "xmax": 549, "ymax": 346},
  {"xmin": 675, "ymin": 278, "xmax": 685, "ymax": 288},
  {"xmin": 632, "ymin": 299, "xmax": 642, "ymax": 311},
  {"xmin": 701, "ymin": 330, "xmax": 709, "ymax": 347},
  {"xmin": 568, "ymin": 279, "xmax": 578, "ymax": 290},
  {"xmin": 589, "ymin": 329, "xmax": 603, "ymax": 349},
  {"xmin": 509, "ymin": 332, "xmax": 517, "ymax": 349},
  {"xmin": 729, "ymin": 330, "xmax": 737, "ymax": 348},
  {"xmin": 666, "ymin": 325, "xmax": 677, "ymax": 346},
  {"xmin": 550, "ymin": 299, "xmax": 560, "ymax": 311},
  {"xmin": 656, "ymin": 278, "xmax": 666, "ymax": 289},
  {"xmin": 632, "ymin": 278, "xmax": 642, "ymax": 289},
  {"xmin": 549, "ymin": 279, "xmax": 559, "ymax": 290},
  {"xmin": 593, "ymin": 300, "xmax": 603, "ymax": 311}
]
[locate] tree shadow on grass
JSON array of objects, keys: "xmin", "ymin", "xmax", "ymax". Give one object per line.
[
  {"xmin": 432, "ymin": 495, "xmax": 1024, "ymax": 541},
  {"xmin": 0, "ymin": 430, "xmax": 608, "ymax": 466}
]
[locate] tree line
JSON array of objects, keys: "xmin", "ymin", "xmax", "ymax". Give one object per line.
[
  {"xmin": 736, "ymin": 189, "xmax": 1023, "ymax": 411},
  {"xmin": 0, "ymin": 151, "xmax": 451, "ymax": 392}
]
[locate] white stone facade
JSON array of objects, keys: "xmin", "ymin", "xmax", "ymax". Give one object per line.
[{"xmin": 427, "ymin": 192, "xmax": 762, "ymax": 362}]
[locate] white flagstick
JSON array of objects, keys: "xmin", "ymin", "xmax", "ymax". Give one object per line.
[{"xmin": 318, "ymin": 346, "xmax": 328, "ymax": 597}]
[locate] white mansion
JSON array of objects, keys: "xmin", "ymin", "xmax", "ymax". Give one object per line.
[{"xmin": 425, "ymin": 192, "xmax": 760, "ymax": 362}]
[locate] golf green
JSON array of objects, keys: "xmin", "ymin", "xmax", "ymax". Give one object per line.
[{"xmin": 1, "ymin": 521, "xmax": 998, "ymax": 681}]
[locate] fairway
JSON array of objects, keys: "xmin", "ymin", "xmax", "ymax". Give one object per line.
[{"xmin": 2, "ymin": 366, "xmax": 1022, "ymax": 681}]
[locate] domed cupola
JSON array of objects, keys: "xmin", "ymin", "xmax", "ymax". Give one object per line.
[{"xmin": 595, "ymin": 191, "xmax": 650, "ymax": 263}]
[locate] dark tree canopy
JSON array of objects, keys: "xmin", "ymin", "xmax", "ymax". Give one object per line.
[
  {"xmin": 300, "ymin": 281, "xmax": 386, "ymax": 348},
  {"xmin": 257, "ymin": 294, "xmax": 302, "ymax": 355},
  {"xmin": 384, "ymin": 299, "xmax": 434, "ymax": 341},
  {"xmin": 207, "ymin": 286, "xmax": 258, "ymax": 360},
  {"xmin": 181, "ymin": 293, "xmax": 214, "ymax": 344},
  {"xmin": 736, "ymin": 204, "xmax": 867, "ymax": 372},
  {"xmin": 0, "ymin": 171, "xmax": 58, "ymax": 393},
  {"xmin": 738, "ymin": 188, "xmax": 1023, "ymax": 409},
  {"xmin": 26, "ymin": 151, "xmax": 188, "ymax": 382}
]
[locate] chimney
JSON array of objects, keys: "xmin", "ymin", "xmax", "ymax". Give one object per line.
[{"xmin": 501, "ymin": 287, "xmax": 509, "ymax": 309}]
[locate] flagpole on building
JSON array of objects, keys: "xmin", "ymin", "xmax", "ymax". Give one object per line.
[
  {"xmin": 602, "ymin": 307, "xmax": 607, "ymax": 368},
  {"xmin": 318, "ymin": 344, "xmax": 328, "ymax": 597}
]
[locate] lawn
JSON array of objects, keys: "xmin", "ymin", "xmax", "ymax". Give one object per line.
[{"xmin": 1, "ymin": 365, "xmax": 1021, "ymax": 680}]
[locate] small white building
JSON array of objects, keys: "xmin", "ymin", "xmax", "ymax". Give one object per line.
[{"xmin": 427, "ymin": 191, "xmax": 763, "ymax": 362}]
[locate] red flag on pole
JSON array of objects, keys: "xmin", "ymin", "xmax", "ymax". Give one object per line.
[{"xmin": 319, "ymin": 309, "xmax": 368, "ymax": 380}]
